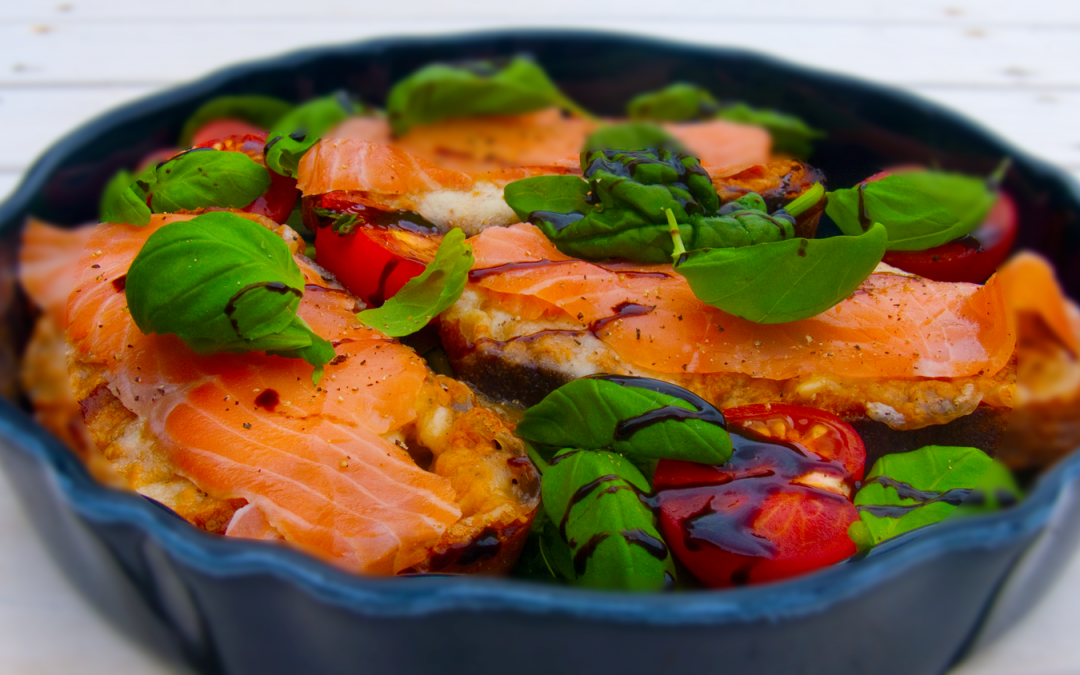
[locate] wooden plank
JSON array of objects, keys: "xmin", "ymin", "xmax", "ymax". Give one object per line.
[
  {"xmin": 5, "ymin": 0, "xmax": 1080, "ymax": 25},
  {"xmin": 0, "ymin": 85, "xmax": 157, "ymax": 170},
  {"xmin": 3, "ymin": 19, "xmax": 1080, "ymax": 88},
  {"xmin": 909, "ymin": 86, "xmax": 1080, "ymax": 171}
]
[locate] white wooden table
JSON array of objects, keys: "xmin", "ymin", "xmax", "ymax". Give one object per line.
[{"xmin": 3, "ymin": 1, "xmax": 1080, "ymax": 673}]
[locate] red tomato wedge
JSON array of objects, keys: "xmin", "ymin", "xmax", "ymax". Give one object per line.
[
  {"xmin": 193, "ymin": 132, "xmax": 299, "ymax": 223},
  {"xmin": 860, "ymin": 168, "xmax": 1018, "ymax": 283},
  {"xmin": 309, "ymin": 192, "xmax": 442, "ymax": 306},
  {"xmin": 655, "ymin": 404, "xmax": 864, "ymax": 588}
]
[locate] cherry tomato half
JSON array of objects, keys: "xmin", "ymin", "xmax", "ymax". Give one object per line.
[
  {"xmin": 310, "ymin": 193, "xmax": 442, "ymax": 306},
  {"xmin": 193, "ymin": 132, "xmax": 299, "ymax": 223},
  {"xmin": 190, "ymin": 118, "xmax": 266, "ymax": 146},
  {"xmin": 655, "ymin": 404, "xmax": 865, "ymax": 588},
  {"xmin": 860, "ymin": 168, "xmax": 1018, "ymax": 284}
]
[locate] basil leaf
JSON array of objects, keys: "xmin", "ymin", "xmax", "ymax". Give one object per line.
[
  {"xmin": 848, "ymin": 445, "xmax": 995, "ymax": 550},
  {"xmin": 954, "ymin": 459, "xmax": 1023, "ymax": 516},
  {"xmin": 889, "ymin": 169, "xmax": 997, "ymax": 235},
  {"xmin": 126, "ymin": 211, "xmax": 333, "ymax": 382},
  {"xmin": 674, "ymin": 223, "xmax": 888, "ymax": 324},
  {"xmin": 582, "ymin": 122, "xmax": 686, "ymax": 153},
  {"xmin": 100, "ymin": 169, "xmax": 151, "ymax": 226},
  {"xmin": 543, "ymin": 449, "xmax": 675, "ymax": 590},
  {"xmin": 826, "ymin": 173, "xmax": 994, "ymax": 251},
  {"xmin": 626, "ymin": 84, "xmax": 822, "ymax": 157},
  {"xmin": 265, "ymin": 92, "xmax": 363, "ymax": 178},
  {"xmin": 150, "ymin": 148, "xmax": 271, "ymax": 213},
  {"xmin": 387, "ymin": 55, "xmax": 591, "ymax": 137},
  {"xmin": 178, "ymin": 95, "xmax": 295, "ymax": 146},
  {"xmin": 503, "ymin": 174, "xmax": 592, "ymax": 222},
  {"xmin": 505, "ymin": 150, "xmax": 793, "ymax": 264},
  {"xmin": 715, "ymin": 102, "xmax": 823, "ymax": 159},
  {"xmin": 627, "ymin": 83, "xmax": 719, "ymax": 122},
  {"xmin": 356, "ymin": 228, "xmax": 473, "ymax": 337},
  {"xmin": 516, "ymin": 375, "xmax": 732, "ymax": 467}
]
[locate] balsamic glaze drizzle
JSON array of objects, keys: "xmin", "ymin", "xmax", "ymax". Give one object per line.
[
  {"xmin": 223, "ymin": 281, "xmax": 303, "ymax": 335},
  {"xmin": 856, "ymin": 475, "xmax": 973, "ymax": 518}
]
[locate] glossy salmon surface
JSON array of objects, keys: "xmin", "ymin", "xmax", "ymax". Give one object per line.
[
  {"xmin": 327, "ymin": 108, "xmax": 771, "ymax": 173},
  {"xmin": 464, "ymin": 224, "xmax": 1016, "ymax": 381},
  {"xmin": 66, "ymin": 214, "xmax": 463, "ymax": 574}
]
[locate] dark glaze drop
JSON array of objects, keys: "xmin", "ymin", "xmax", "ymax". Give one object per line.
[
  {"xmin": 112, "ymin": 274, "xmax": 127, "ymax": 292},
  {"xmin": 856, "ymin": 183, "xmax": 873, "ymax": 232},
  {"xmin": 573, "ymin": 533, "xmax": 611, "ymax": 576},
  {"xmin": 621, "ymin": 528, "xmax": 669, "ymax": 561},
  {"xmin": 797, "ymin": 240, "xmax": 809, "ymax": 257},
  {"xmin": 529, "ymin": 211, "xmax": 585, "ymax": 232},
  {"xmin": 559, "ymin": 473, "xmax": 622, "ymax": 539},
  {"xmin": 588, "ymin": 375, "xmax": 727, "ymax": 441},
  {"xmin": 589, "ymin": 302, "xmax": 655, "ymax": 334},
  {"xmin": 468, "ymin": 258, "xmax": 673, "ymax": 282},
  {"xmin": 856, "ymin": 475, "xmax": 973, "ymax": 518},
  {"xmin": 314, "ymin": 195, "xmax": 439, "ymax": 234},
  {"xmin": 656, "ymin": 427, "xmax": 853, "ymax": 582},
  {"xmin": 369, "ymin": 258, "xmax": 402, "ymax": 307},
  {"xmin": 427, "ymin": 526, "xmax": 503, "ymax": 570},
  {"xmin": 224, "ymin": 281, "xmax": 302, "ymax": 335},
  {"xmin": 254, "ymin": 389, "xmax": 280, "ymax": 411}
]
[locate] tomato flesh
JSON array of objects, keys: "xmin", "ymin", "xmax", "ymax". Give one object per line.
[
  {"xmin": 310, "ymin": 193, "xmax": 443, "ymax": 306},
  {"xmin": 861, "ymin": 168, "xmax": 1018, "ymax": 283},
  {"xmin": 192, "ymin": 132, "xmax": 299, "ymax": 223},
  {"xmin": 655, "ymin": 404, "xmax": 865, "ymax": 587},
  {"xmin": 190, "ymin": 118, "xmax": 266, "ymax": 145}
]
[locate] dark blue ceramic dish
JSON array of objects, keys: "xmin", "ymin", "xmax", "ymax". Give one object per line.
[{"xmin": 1, "ymin": 30, "xmax": 1078, "ymax": 675}]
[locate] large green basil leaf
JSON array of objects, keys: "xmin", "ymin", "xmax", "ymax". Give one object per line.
[
  {"xmin": 265, "ymin": 92, "xmax": 364, "ymax": 178},
  {"xmin": 150, "ymin": 149, "xmax": 271, "ymax": 213},
  {"xmin": 126, "ymin": 211, "xmax": 334, "ymax": 382},
  {"xmin": 100, "ymin": 169, "xmax": 152, "ymax": 226},
  {"xmin": 674, "ymin": 223, "xmax": 887, "ymax": 323},
  {"xmin": 387, "ymin": 56, "xmax": 591, "ymax": 137},
  {"xmin": 516, "ymin": 375, "xmax": 732, "ymax": 466},
  {"xmin": 543, "ymin": 449, "xmax": 675, "ymax": 590},
  {"xmin": 715, "ymin": 102, "xmax": 823, "ymax": 159},
  {"xmin": 627, "ymin": 83, "xmax": 719, "ymax": 122},
  {"xmin": 356, "ymin": 228, "xmax": 473, "ymax": 337},
  {"xmin": 178, "ymin": 95, "xmax": 295, "ymax": 146},
  {"xmin": 582, "ymin": 122, "xmax": 686, "ymax": 153},
  {"xmin": 826, "ymin": 172, "xmax": 994, "ymax": 251},
  {"xmin": 848, "ymin": 445, "xmax": 997, "ymax": 550}
]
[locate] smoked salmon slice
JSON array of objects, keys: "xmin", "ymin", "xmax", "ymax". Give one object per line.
[
  {"xmin": 439, "ymin": 224, "xmax": 1016, "ymax": 431},
  {"xmin": 327, "ymin": 108, "xmax": 771, "ymax": 174},
  {"xmin": 66, "ymin": 214, "xmax": 475, "ymax": 574}
]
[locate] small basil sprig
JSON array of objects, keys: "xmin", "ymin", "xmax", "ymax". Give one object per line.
[
  {"xmin": 672, "ymin": 222, "xmax": 888, "ymax": 324},
  {"xmin": 628, "ymin": 83, "xmax": 823, "ymax": 158},
  {"xmin": 100, "ymin": 149, "xmax": 271, "ymax": 226},
  {"xmin": 356, "ymin": 228, "xmax": 473, "ymax": 337},
  {"xmin": 386, "ymin": 55, "xmax": 593, "ymax": 137},
  {"xmin": 826, "ymin": 172, "xmax": 996, "ymax": 251},
  {"xmin": 848, "ymin": 446, "xmax": 1020, "ymax": 550},
  {"xmin": 516, "ymin": 375, "xmax": 732, "ymax": 467},
  {"xmin": 627, "ymin": 83, "xmax": 720, "ymax": 122},
  {"xmin": 126, "ymin": 212, "xmax": 334, "ymax": 383},
  {"xmin": 100, "ymin": 168, "xmax": 151, "ymax": 225},
  {"xmin": 265, "ymin": 92, "xmax": 366, "ymax": 178},
  {"xmin": 714, "ymin": 103, "xmax": 823, "ymax": 159},
  {"xmin": 178, "ymin": 95, "xmax": 295, "ymax": 146},
  {"xmin": 582, "ymin": 122, "xmax": 686, "ymax": 154},
  {"xmin": 503, "ymin": 149, "xmax": 795, "ymax": 264},
  {"xmin": 542, "ymin": 449, "xmax": 676, "ymax": 590}
]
